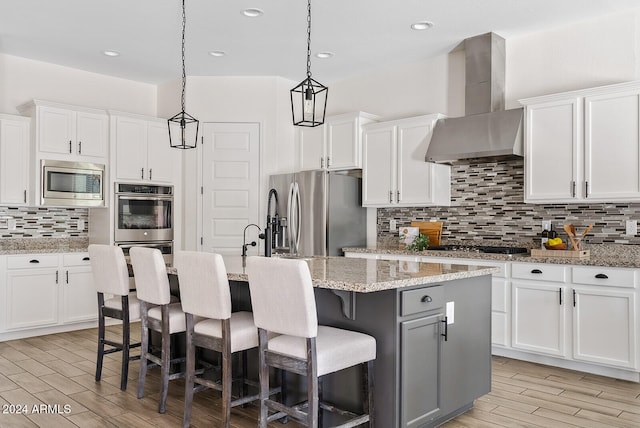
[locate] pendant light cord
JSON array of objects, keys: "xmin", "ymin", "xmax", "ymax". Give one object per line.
[
  {"xmin": 181, "ymin": 0, "xmax": 187, "ymax": 112},
  {"xmin": 306, "ymin": 0, "xmax": 312, "ymax": 78}
]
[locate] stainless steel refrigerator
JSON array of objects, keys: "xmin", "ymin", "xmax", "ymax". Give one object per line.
[{"xmin": 268, "ymin": 170, "xmax": 366, "ymax": 257}]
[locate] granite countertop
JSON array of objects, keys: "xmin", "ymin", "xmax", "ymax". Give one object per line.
[
  {"xmin": 343, "ymin": 242, "xmax": 640, "ymax": 269},
  {"xmin": 0, "ymin": 238, "xmax": 89, "ymax": 255},
  {"xmin": 168, "ymin": 255, "xmax": 498, "ymax": 293}
]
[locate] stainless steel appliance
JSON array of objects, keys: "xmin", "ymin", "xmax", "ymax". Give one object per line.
[
  {"xmin": 117, "ymin": 241, "xmax": 173, "ymax": 261},
  {"xmin": 114, "ymin": 183, "xmax": 173, "ymax": 243},
  {"xmin": 268, "ymin": 170, "xmax": 366, "ymax": 257},
  {"xmin": 41, "ymin": 159, "xmax": 104, "ymax": 206}
]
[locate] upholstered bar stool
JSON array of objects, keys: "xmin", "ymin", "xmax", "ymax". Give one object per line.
[
  {"xmin": 129, "ymin": 247, "xmax": 186, "ymax": 414},
  {"xmin": 246, "ymin": 256, "xmax": 376, "ymax": 428},
  {"xmin": 174, "ymin": 251, "xmax": 261, "ymax": 428},
  {"xmin": 88, "ymin": 244, "xmax": 142, "ymax": 391}
]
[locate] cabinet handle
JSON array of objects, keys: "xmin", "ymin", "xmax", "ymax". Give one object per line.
[
  {"xmin": 531, "ymin": 269, "xmax": 543, "ymax": 274},
  {"xmin": 23, "ymin": 190, "xmax": 26, "ymax": 203},
  {"xmin": 82, "ymin": 256, "xmax": 90, "ymax": 261},
  {"xmin": 149, "ymin": 168, "xmax": 153, "ymax": 180},
  {"xmin": 78, "ymin": 141, "xmax": 82, "ymax": 154},
  {"xmin": 572, "ymin": 181, "xmax": 576, "ymax": 198},
  {"xmin": 420, "ymin": 295, "xmax": 433, "ymax": 303},
  {"xmin": 558, "ymin": 288, "xmax": 563, "ymax": 305},
  {"xmin": 320, "ymin": 157, "xmax": 324, "ymax": 168},
  {"xmin": 595, "ymin": 273, "xmax": 609, "ymax": 279},
  {"xmin": 29, "ymin": 259, "xmax": 40, "ymax": 264},
  {"xmin": 55, "ymin": 270, "xmax": 59, "ymax": 284},
  {"xmin": 69, "ymin": 140, "xmax": 72, "ymax": 153},
  {"xmin": 441, "ymin": 317, "xmax": 448, "ymax": 341},
  {"xmin": 389, "ymin": 191, "xmax": 393, "ymax": 203},
  {"xmin": 141, "ymin": 168, "xmax": 144, "ymax": 179},
  {"xmin": 573, "ymin": 289, "xmax": 577, "ymax": 307},
  {"xmin": 397, "ymin": 190, "xmax": 401, "ymax": 202},
  {"xmin": 585, "ymin": 181, "xmax": 589, "ymax": 198},
  {"xmin": 327, "ymin": 157, "xmax": 331, "ymax": 167},
  {"xmin": 66, "ymin": 270, "xmax": 69, "ymax": 284}
]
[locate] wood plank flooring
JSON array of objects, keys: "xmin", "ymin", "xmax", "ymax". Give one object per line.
[{"xmin": 0, "ymin": 324, "xmax": 639, "ymax": 427}]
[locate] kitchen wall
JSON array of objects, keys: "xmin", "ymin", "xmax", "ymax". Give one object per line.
[
  {"xmin": 0, "ymin": 206, "xmax": 88, "ymax": 238},
  {"xmin": 377, "ymin": 157, "xmax": 640, "ymax": 245}
]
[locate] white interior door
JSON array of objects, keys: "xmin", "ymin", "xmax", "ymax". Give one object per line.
[{"xmin": 201, "ymin": 123, "xmax": 260, "ymax": 254}]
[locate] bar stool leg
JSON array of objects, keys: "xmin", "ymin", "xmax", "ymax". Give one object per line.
[
  {"xmin": 183, "ymin": 314, "xmax": 195, "ymax": 428},
  {"xmin": 364, "ymin": 360, "xmax": 375, "ymax": 428},
  {"xmin": 120, "ymin": 296, "xmax": 131, "ymax": 391},
  {"xmin": 307, "ymin": 338, "xmax": 318, "ymax": 428},
  {"xmin": 221, "ymin": 319, "xmax": 232, "ymax": 427},
  {"xmin": 159, "ymin": 305, "xmax": 171, "ymax": 414},
  {"xmin": 258, "ymin": 328, "xmax": 269, "ymax": 428},
  {"xmin": 95, "ymin": 293, "xmax": 105, "ymax": 382},
  {"xmin": 137, "ymin": 302, "xmax": 149, "ymax": 399}
]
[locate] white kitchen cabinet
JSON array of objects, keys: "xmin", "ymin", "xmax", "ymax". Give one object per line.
[
  {"xmin": 18, "ymin": 100, "xmax": 108, "ymax": 161},
  {"xmin": 298, "ymin": 111, "xmax": 378, "ymax": 171},
  {"xmin": 112, "ymin": 113, "xmax": 177, "ymax": 184},
  {"xmin": 0, "ymin": 114, "xmax": 30, "ymax": 205},
  {"xmin": 522, "ymin": 81, "xmax": 640, "ymax": 203},
  {"xmin": 362, "ymin": 114, "xmax": 450, "ymax": 207},
  {"xmin": 511, "ymin": 263, "xmax": 568, "ymax": 357},
  {"xmin": 1, "ymin": 253, "xmax": 98, "ymax": 339}
]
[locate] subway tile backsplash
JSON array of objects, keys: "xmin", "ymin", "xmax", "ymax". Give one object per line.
[
  {"xmin": 0, "ymin": 206, "xmax": 88, "ymax": 238},
  {"xmin": 378, "ymin": 157, "xmax": 640, "ymax": 244}
]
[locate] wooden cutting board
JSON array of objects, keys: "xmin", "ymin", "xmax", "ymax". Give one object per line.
[{"xmin": 410, "ymin": 221, "xmax": 442, "ymax": 246}]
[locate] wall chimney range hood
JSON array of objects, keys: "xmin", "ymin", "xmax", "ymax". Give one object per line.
[{"xmin": 426, "ymin": 32, "xmax": 524, "ymax": 163}]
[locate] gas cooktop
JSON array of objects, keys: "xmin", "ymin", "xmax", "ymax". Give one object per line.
[{"xmin": 427, "ymin": 245, "xmax": 529, "ymax": 255}]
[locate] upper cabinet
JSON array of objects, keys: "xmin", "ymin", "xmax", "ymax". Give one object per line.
[
  {"xmin": 521, "ymin": 81, "xmax": 640, "ymax": 203},
  {"xmin": 362, "ymin": 114, "xmax": 451, "ymax": 207},
  {"xmin": 0, "ymin": 114, "xmax": 30, "ymax": 205},
  {"xmin": 298, "ymin": 111, "xmax": 379, "ymax": 171},
  {"xmin": 18, "ymin": 100, "xmax": 108, "ymax": 162},
  {"xmin": 111, "ymin": 112, "xmax": 178, "ymax": 184}
]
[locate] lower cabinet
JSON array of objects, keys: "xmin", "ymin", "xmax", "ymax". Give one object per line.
[{"xmin": 1, "ymin": 253, "xmax": 97, "ymax": 338}]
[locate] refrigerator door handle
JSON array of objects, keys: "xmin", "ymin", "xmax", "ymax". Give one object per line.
[
  {"xmin": 294, "ymin": 182, "xmax": 301, "ymax": 253},
  {"xmin": 287, "ymin": 182, "xmax": 295, "ymax": 253}
]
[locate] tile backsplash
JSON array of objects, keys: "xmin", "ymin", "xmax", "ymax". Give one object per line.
[
  {"xmin": 0, "ymin": 206, "xmax": 88, "ymax": 238},
  {"xmin": 378, "ymin": 157, "xmax": 640, "ymax": 245}
]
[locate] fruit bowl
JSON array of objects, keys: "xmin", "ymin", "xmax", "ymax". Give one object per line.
[{"xmin": 545, "ymin": 242, "xmax": 567, "ymax": 250}]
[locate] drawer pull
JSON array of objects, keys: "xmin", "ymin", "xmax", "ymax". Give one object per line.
[
  {"xmin": 595, "ymin": 273, "xmax": 608, "ymax": 279},
  {"xmin": 420, "ymin": 295, "xmax": 433, "ymax": 303},
  {"xmin": 441, "ymin": 317, "xmax": 448, "ymax": 341},
  {"xmin": 82, "ymin": 257, "xmax": 90, "ymax": 261},
  {"xmin": 531, "ymin": 269, "xmax": 543, "ymax": 274},
  {"xmin": 559, "ymin": 288, "xmax": 563, "ymax": 305},
  {"xmin": 573, "ymin": 289, "xmax": 577, "ymax": 307},
  {"xmin": 29, "ymin": 259, "xmax": 40, "ymax": 264}
]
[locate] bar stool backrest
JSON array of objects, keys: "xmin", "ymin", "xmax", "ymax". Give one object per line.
[
  {"xmin": 88, "ymin": 244, "xmax": 130, "ymax": 297},
  {"xmin": 174, "ymin": 251, "xmax": 231, "ymax": 320},
  {"xmin": 129, "ymin": 247, "xmax": 171, "ymax": 306},
  {"xmin": 246, "ymin": 256, "xmax": 318, "ymax": 339}
]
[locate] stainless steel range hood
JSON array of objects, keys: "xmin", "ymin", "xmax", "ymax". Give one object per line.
[{"xmin": 426, "ymin": 33, "xmax": 523, "ymax": 163}]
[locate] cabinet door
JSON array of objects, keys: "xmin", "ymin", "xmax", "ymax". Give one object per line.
[
  {"xmin": 401, "ymin": 314, "xmax": 442, "ymax": 428},
  {"xmin": 38, "ymin": 106, "xmax": 75, "ymax": 155},
  {"xmin": 115, "ymin": 116, "xmax": 147, "ymax": 181},
  {"xmin": 0, "ymin": 119, "xmax": 29, "ymax": 205},
  {"xmin": 524, "ymin": 98, "xmax": 581, "ymax": 202},
  {"xmin": 76, "ymin": 111, "xmax": 108, "ymax": 159},
  {"xmin": 512, "ymin": 281, "xmax": 567, "ymax": 357},
  {"xmin": 146, "ymin": 122, "xmax": 175, "ymax": 183},
  {"xmin": 396, "ymin": 120, "xmax": 438, "ymax": 205},
  {"xmin": 362, "ymin": 126, "xmax": 395, "ymax": 207},
  {"xmin": 584, "ymin": 90, "xmax": 640, "ymax": 200},
  {"xmin": 491, "ymin": 277, "xmax": 510, "ymax": 347},
  {"xmin": 298, "ymin": 126, "xmax": 325, "ymax": 171},
  {"xmin": 573, "ymin": 287, "xmax": 636, "ymax": 369},
  {"xmin": 62, "ymin": 267, "xmax": 97, "ymax": 323},
  {"xmin": 6, "ymin": 269, "xmax": 59, "ymax": 329},
  {"xmin": 326, "ymin": 117, "xmax": 358, "ymax": 170}
]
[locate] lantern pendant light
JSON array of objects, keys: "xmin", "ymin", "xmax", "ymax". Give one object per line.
[
  {"xmin": 290, "ymin": 0, "xmax": 328, "ymax": 127},
  {"xmin": 168, "ymin": 0, "xmax": 199, "ymax": 149}
]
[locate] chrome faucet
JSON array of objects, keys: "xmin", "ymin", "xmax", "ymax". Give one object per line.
[
  {"xmin": 242, "ymin": 223, "xmax": 264, "ymax": 266},
  {"xmin": 265, "ymin": 189, "xmax": 279, "ymax": 257}
]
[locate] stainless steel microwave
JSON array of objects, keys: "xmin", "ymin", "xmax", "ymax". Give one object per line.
[{"xmin": 41, "ymin": 160, "xmax": 105, "ymax": 207}]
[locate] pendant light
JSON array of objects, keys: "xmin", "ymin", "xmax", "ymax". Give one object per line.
[
  {"xmin": 168, "ymin": 0, "xmax": 199, "ymax": 149},
  {"xmin": 290, "ymin": 0, "xmax": 328, "ymax": 127}
]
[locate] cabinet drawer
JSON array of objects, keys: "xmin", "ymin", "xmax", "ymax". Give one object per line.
[
  {"xmin": 401, "ymin": 285, "xmax": 444, "ymax": 316},
  {"xmin": 512, "ymin": 263, "xmax": 567, "ymax": 282},
  {"xmin": 63, "ymin": 253, "xmax": 92, "ymax": 267},
  {"xmin": 572, "ymin": 266, "xmax": 636, "ymax": 288},
  {"xmin": 7, "ymin": 254, "xmax": 59, "ymax": 269}
]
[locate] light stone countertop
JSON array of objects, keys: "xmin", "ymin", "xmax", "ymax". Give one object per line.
[{"xmin": 167, "ymin": 255, "xmax": 498, "ymax": 293}]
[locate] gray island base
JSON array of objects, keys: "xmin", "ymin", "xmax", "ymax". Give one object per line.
[{"xmin": 174, "ymin": 256, "xmax": 497, "ymax": 428}]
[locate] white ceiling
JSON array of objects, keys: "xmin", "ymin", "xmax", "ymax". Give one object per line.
[{"xmin": 1, "ymin": 0, "xmax": 639, "ymax": 85}]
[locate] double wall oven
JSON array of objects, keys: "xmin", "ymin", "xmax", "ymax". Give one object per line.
[{"xmin": 114, "ymin": 183, "xmax": 173, "ymax": 261}]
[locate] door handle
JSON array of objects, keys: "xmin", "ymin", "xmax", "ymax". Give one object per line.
[
  {"xmin": 55, "ymin": 270, "xmax": 59, "ymax": 284},
  {"xmin": 441, "ymin": 317, "xmax": 448, "ymax": 341},
  {"xmin": 149, "ymin": 169, "xmax": 153, "ymax": 180},
  {"xmin": 78, "ymin": 141, "xmax": 82, "ymax": 154},
  {"xmin": 66, "ymin": 270, "xmax": 69, "ymax": 284},
  {"xmin": 558, "ymin": 288, "xmax": 563, "ymax": 305},
  {"xmin": 69, "ymin": 140, "xmax": 72, "ymax": 153},
  {"xmin": 141, "ymin": 168, "xmax": 145, "ymax": 180}
]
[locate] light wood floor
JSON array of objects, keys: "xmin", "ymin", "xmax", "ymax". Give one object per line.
[{"xmin": 1, "ymin": 324, "xmax": 639, "ymax": 427}]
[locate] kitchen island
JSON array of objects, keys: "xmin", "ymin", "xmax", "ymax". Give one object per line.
[{"xmin": 172, "ymin": 255, "xmax": 498, "ymax": 428}]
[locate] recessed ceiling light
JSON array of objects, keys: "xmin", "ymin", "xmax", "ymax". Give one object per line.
[
  {"xmin": 411, "ymin": 21, "xmax": 434, "ymax": 31},
  {"xmin": 102, "ymin": 50, "xmax": 120, "ymax": 57},
  {"xmin": 209, "ymin": 50, "xmax": 226, "ymax": 57},
  {"xmin": 316, "ymin": 52, "xmax": 334, "ymax": 59},
  {"xmin": 241, "ymin": 8, "xmax": 264, "ymax": 18}
]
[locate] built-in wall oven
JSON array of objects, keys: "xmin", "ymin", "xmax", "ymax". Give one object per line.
[{"xmin": 114, "ymin": 183, "xmax": 173, "ymax": 261}]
